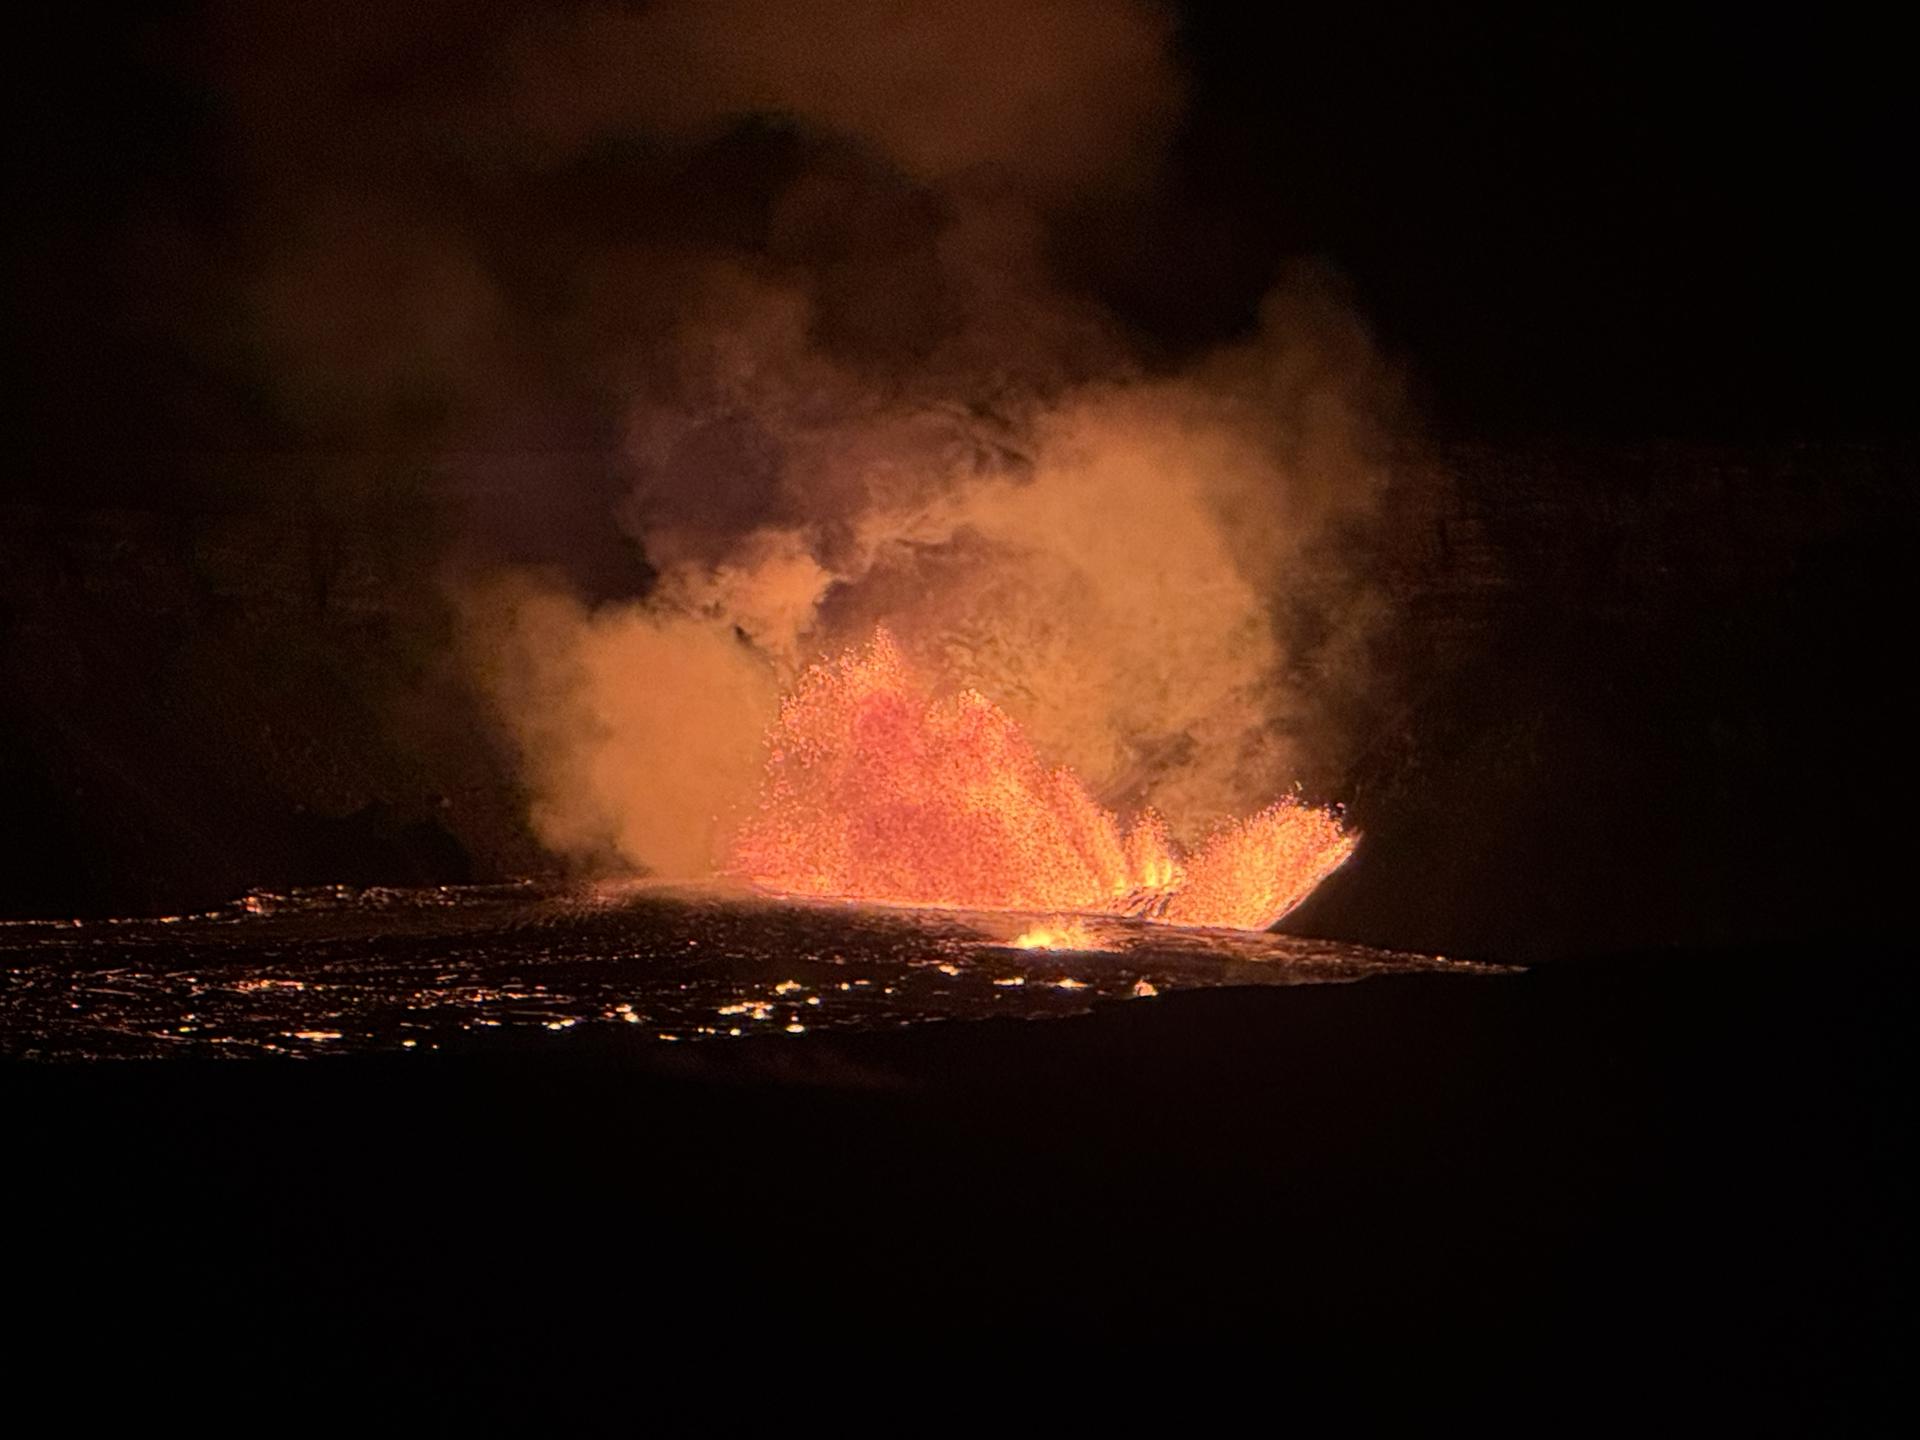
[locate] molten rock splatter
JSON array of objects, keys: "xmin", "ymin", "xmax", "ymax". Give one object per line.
[
  {"xmin": 1008, "ymin": 918, "xmax": 1105, "ymax": 951},
  {"xmin": 729, "ymin": 632, "xmax": 1356, "ymax": 930}
]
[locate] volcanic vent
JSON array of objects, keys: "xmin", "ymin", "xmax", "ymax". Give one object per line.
[{"xmin": 730, "ymin": 630, "xmax": 1356, "ymax": 930}]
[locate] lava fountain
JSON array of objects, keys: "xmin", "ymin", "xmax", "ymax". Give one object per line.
[{"xmin": 729, "ymin": 631, "xmax": 1356, "ymax": 930}]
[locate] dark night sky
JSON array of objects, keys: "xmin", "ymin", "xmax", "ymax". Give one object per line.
[{"xmin": 1160, "ymin": 6, "xmax": 1910, "ymax": 438}]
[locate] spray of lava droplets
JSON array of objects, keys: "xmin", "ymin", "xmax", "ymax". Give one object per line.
[{"xmin": 729, "ymin": 631, "xmax": 1357, "ymax": 930}]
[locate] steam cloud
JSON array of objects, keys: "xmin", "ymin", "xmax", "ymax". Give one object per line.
[{"xmin": 197, "ymin": 1, "xmax": 1403, "ymax": 879}]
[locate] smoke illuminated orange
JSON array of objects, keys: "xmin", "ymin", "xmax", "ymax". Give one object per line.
[{"xmin": 729, "ymin": 631, "xmax": 1356, "ymax": 930}]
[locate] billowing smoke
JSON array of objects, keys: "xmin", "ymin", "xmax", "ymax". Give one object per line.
[
  {"xmin": 183, "ymin": 1, "xmax": 1402, "ymax": 880},
  {"xmin": 504, "ymin": 0, "xmax": 1184, "ymax": 193},
  {"xmin": 464, "ymin": 572, "xmax": 778, "ymax": 877}
]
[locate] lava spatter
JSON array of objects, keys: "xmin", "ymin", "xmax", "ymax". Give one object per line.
[{"xmin": 729, "ymin": 631, "xmax": 1356, "ymax": 930}]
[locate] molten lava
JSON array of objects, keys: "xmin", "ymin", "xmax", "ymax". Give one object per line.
[
  {"xmin": 1008, "ymin": 917, "xmax": 1105, "ymax": 951},
  {"xmin": 729, "ymin": 631, "xmax": 1356, "ymax": 931}
]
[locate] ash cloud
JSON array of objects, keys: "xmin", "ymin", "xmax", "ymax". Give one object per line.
[{"xmin": 178, "ymin": 1, "xmax": 1403, "ymax": 879}]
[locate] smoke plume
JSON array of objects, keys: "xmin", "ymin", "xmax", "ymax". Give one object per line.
[{"xmin": 182, "ymin": 1, "xmax": 1402, "ymax": 880}]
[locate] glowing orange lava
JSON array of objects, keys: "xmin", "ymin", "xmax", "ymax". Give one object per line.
[
  {"xmin": 1008, "ymin": 917, "xmax": 1104, "ymax": 950},
  {"xmin": 729, "ymin": 631, "xmax": 1356, "ymax": 931}
]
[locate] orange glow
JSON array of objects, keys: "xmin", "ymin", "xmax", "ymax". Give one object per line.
[
  {"xmin": 729, "ymin": 630, "xmax": 1355, "ymax": 931},
  {"xmin": 1161, "ymin": 801, "xmax": 1358, "ymax": 932},
  {"xmin": 1008, "ymin": 917, "xmax": 1104, "ymax": 950}
]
